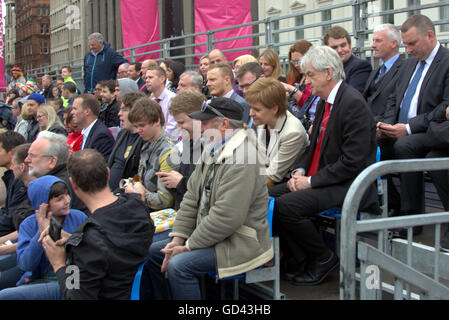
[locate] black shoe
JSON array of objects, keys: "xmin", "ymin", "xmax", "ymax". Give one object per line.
[
  {"xmin": 282, "ymin": 270, "xmax": 303, "ymax": 281},
  {"xmin": 291, "ymin": 252, "xmax": 339, "ymax": 286},
  {"xmin": 392, "ymin": 225, "xmax": 423, "ymax": 238}
]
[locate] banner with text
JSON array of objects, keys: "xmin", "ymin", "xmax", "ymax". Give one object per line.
[
  {"xmin": 120, "ymin": 0, "xmax": 160, "ymax": 62},
  {"xmin": 194, "ymin": 0, "xmax": 253, "ymax": 64}
]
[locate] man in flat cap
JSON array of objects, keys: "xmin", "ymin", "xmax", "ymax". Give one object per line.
[{"xmin": 145, "ymin": 97, "xmax": 273, "ymax": 300}]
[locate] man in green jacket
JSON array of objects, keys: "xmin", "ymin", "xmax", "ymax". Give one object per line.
[
  {"xmin": 61, "ymin": 66, "xmax": 78, "ymax": 108},
  {"xmin": 145, "ymin": 97, "xmax": 273, "ymax": 300}
]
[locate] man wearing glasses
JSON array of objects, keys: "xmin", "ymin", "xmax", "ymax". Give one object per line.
[{"xmin": 235, "ymin": 62, "xmax": 265, "ymax": 97}]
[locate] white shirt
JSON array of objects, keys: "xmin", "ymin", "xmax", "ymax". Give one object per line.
[
  {"xmin": 403, "ymin": 42, "xmax": 440, "ymax": 134},
  {"xmin": 81, "ymin": 119, "xmax": 97, "ymax": 150},
  {"xmin": 153, "ymin": 88, "xmax": 179, "ymax": 141}
]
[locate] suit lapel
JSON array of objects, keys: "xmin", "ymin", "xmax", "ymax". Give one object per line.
[
  {"xmin": 369, "ymin": 58, "xmax": 402, "ymax": 101},
  {"xmin": 84, "ymin": 120, "xmax": 98, "ymax": 149},
  {"xmin": 417, "ymin": 47, "xmax": 443, "ymax": 110}
]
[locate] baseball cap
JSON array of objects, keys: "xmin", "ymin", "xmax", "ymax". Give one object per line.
[
  {"xmin": 27, "ymin": 93, "xmax": 46, "ymax": 104},
  {"xmin": 188, "ymin": 97, "xmax": 243, "ymax": 121}
]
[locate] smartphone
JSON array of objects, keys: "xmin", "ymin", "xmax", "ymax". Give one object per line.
[{"xmin": 49, "ymin": 216, "xmax": 63, "ymax": 242}]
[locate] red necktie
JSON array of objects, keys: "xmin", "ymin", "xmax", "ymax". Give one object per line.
[
  {"xmin": 307, "ymin": 102, "xmax": 331, "ymax": 177},
  {"xmin": 156, "ymin": 98, "xmax": 161, "ymax": 104}
]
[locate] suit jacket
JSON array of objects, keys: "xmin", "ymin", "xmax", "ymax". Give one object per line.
[
  {"xmin": 230, "ymin": 91, "xmax": 251, "ymax": 125},
  {"xmin": 83, "ymin": 119, "xmax": 115, "ymax": 161},
  {"xmin": 137, "ymin": 77, "xmax": 145, "ymax": 89},
  {"xmin": 296, "ymin": 81, "xmax": 379, "ymax": 211},
  {"xmin": 257, "ymin": 110, "xmax": 308, "ymax": 183},
  {"xmin": 383, "ymin": 45, "xmax": 449, "ymax": 133},
  {"xmin": 363, "ymin": 56, "xmax": 403, "ymax": 122},
  {"xmin": 344, "ymin": 55, "xmax": 373, "ymax": 93}
]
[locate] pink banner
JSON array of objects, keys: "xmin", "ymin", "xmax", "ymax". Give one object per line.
[
  {"xmin": 194, "ymin": 0, "xmax": 253, "ymax": 64},
  {"xmin": 0, "ymin": 0, "xmax": 6, "ymax": 92},
  {"xmin": 120, "ymin": 0, "xmax": 160, "ymax": 61}
]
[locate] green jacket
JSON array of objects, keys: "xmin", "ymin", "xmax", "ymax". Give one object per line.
[{"xmin": 170, "ymin": 128, "xmax": 273, "ymax": 279}]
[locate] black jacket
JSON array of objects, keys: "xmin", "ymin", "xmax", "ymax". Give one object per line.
[
  {"xmin": 56, "ymin": 193, "xmax": 154, "ymax": 300},
  {"xmin": 343, "ymin": 55, "xmax": 372, "ymax": 94},
  {"xmin": 99, "ymin": 99, "xmax": 120, "ymax": 128},
  {"xmin": 0, "ymin": 170, "xmax": 27, "ymax": 236}
]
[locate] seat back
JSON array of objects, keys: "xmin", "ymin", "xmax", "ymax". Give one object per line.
[
  {"xmin": 267, "ymin": 196, "xmax": 275, "ymax": 238},
  {"xmin": 130, "ymin": 259, "xmax": 149, "ymax": 300}
]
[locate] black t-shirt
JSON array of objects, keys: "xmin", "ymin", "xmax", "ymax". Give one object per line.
[{"xmin": 109, "ymin": 132, "xmax": 140, "ymax": 190}]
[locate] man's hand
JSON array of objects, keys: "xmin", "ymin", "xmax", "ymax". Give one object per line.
[
  {"xmin": 160, "ymin": 237, "xmax": 186, "ymax": 277},
  {"xmin": 446, "ymin": 106, "xmax": 449, "ymax": 120},
  {"xmin": 124, "ymin": 181, "xmax": 149, "ymax": 203},
  {"xmin": 42, "ymin": 235, "xmax": 67, "ymax": 272},
  {"xmin": 377, "ymin": 122, "xmax": 408, "ymax": 139},
  {"xmin": 287, "ymin": 171, "xmax": 311, "ymax": 192},
  {"xmin": 156, "ymin": 171, "xmax": 183, "ymax": 189}
]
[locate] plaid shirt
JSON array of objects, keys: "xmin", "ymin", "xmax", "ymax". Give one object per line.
[{"xmin": 0, "ymin": 103, "xmax": 17, "ymax": 130}]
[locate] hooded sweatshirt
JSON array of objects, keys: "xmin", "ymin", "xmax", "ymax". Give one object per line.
[
  {"xmin": 55, "ymin": 193, "xmax": 154, "ymax": 299},
  {"xmin": 16, "ymin": 175, "xmax": 87, "ymax": 285}
]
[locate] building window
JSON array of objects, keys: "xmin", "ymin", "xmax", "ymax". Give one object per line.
[
  {"xmin": 40, "ymin": 42, "xmax": 49, "ymax": 54},
  {"xmin": 441, "ymin": 0, "xmax": 449, "ymax": 32},
  {"xmin": 40, "ymin": 24, "xmax": 49, "ymax": 34},
  {"xmin": 382, "ymin": 0, "xmax": 394, "ymax": 24},
  {"xmin": 322, "ymin": 9, "xmax": 332, "ymax": 35},
  {"xmin": 408, "ymin": 0, "xmax": 421, "ymax": 16},
  {"xmin": 295, "ymin": 15, "xmax": 304, "ymax": 40}
]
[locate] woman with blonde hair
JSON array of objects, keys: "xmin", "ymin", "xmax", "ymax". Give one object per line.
[
  {"xmin": 36, "ymin": 104, "xmax": 67, "ymax": 136},
  {"xmin": 14, "ymin": 102, "xmax": 31, "ymax": 138},
  {"xmin": 258, "ymin": 49, "xmax": 286, "ymax": 82},
  {"xmin": 245, "ymin": 77, "xmax": 308, "ymax": 187}
]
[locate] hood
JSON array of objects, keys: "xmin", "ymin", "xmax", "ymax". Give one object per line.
[
  {"xmin": 118, "ymin": 78, "xmax": 138, "ymax": 94},
  {"xmin": 86, "ymin": 193, "xmax": 154, "ymax": 257},
  {"xmin": 27, "ymin": 175, "xmax": 71, "ymax": 211}
]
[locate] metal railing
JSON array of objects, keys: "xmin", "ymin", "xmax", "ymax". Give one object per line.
[
  {"xmin": 16, "ymin": 0, "xmax": 449, "ymax": 92},
  {"xmin": 340, "ymin": 158, "xmax": 449, "ymax": 300}
]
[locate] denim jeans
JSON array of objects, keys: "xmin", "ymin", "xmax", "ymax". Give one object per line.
[
  {"xmin": 0, "ymin": 253, "xmax": 24, "ymax": 290},
  {"xmin": 147, "ymin": 237, "xmax": 215, "ymax": 300},
  {"xmin": 0, "ymin": 281, "xmax": 63, "ymax": 300}
]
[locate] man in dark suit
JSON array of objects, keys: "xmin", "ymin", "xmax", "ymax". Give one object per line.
[
  {"xmin": 324, "ymin": 26, "xmax": 372, "ymax": 93},
  {"xmin": 206, "ymin": 63, "xmax": 252, "ymax": 125},
  {"xmin": 71, "ymin": 94, "xmax": 115, "ymax": 161},
  {"xmin": 363, "ymin": 23, "xmax": 403, "ymax": 122},
  {"xmin": 269, "ymin": 46, "xmax": 379, "ymax": 286},
  {"xmin": 128, "ymin": 62, "xmax": 145, "ymax": 89},
  {"xmin": 377, "ymin": 15, "xmax": 449, "ymax": 223}
]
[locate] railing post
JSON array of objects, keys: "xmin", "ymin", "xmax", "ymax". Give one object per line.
[
  {"xmin": 265, "ymin": 17, "xmax": 274, "ymax": 49},
  {"xmin": 352, "ymin": 0, "xmax": 367, "ymax": 59},
  {"xmin": 206, "ymin": 31, "xmax": 215, "ymax": 53},
  {"xmin": 130, "ymin": 48, "xmax": 136, "ymax": 63},
  {"xmin": 162, "ymin": 39, "xmax": 171, "ymax": 60}
]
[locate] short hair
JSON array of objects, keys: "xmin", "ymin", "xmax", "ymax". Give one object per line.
[
  {"xmin": 128, "ymin": 97, "xmax": 165, "ymax": 127},
  {"xmin": 180, "ymin": 71, "xmax": 203, "ymax": 87},
  {"xmin": 36, "ymin": 131, "xmax": 69, "ymax": 166},
  {"xmin": 41, "ymin": 74, "xmax": 52, "ymax": 81},
  {"xmin": 300, "ymin": 46, "xmax": 345, "ymax": 81},
  {"xmin": 97, "ymin": 79, "xmax": 116, "ymax": 93},
  {"xmin": 236, "ymin": 62, "xmax": 264, "ymax": 80},
  {"xmin": 147, "ymin": 65, "xmax": 167, "ymax": 79},
  {"xmin": 12, "ymin": 143, "xmax": 31, "ymax": 164},
  {"xmin": 373, "ymin": 23, "xmax": 401, "ymax": 44},
  {"xmin": 401, "ymin": 14, "xmax": 435, "ymax": 34},
  {"xmin": 61, "ymin": 65, "xmax": 72, "ymax": 73},
  {"xmin": 62, "ymin": 82, "xmax": 77, "ymax": 94},
  {"xmin": 121, "ymin": 91, "xmax": 146, "ymax": 110},
  {"xmin": 232, "ymin": 54, "xmax": 258, "ymax": 68},
  {"xmin": 208, "ymin": 63, "xmax": 234, "ymax": 82},
  {"xmin": 75, "ymin": 94, "xmax": 100, "ymax": 116},
  {"xmin": 88, "ymin": 32, "xmax": 104, "ymax": 43},
  {"xmin": 323, "ymin": 26, "xmax": 351, "ymax": 45},
  {"xmin": 48, "ymin": 97, "xmax": 63, "ymax": 109},
  {"xmin": 130, "ymin": 62, "xmax": 142, "ymax": 72},
  {"xmin": 258, "ymin": 49, "xmax": 284, "ymax": 80},
  {"xmin": 67, "ymin": 149, "xmax": 109, "ymax": 193},
  {"xmin": 169, "ymin": 88, "xmax": 206, "ymax": 116},
  {"xmin": 49, "ymin": 182, "xmax": 69, "ymax": 201},
  {"xmin": 0, "ymin": 131, "xmax": 26, "ymax": 152},
  {"xmin": 245, "ymin": 78, "xmax": 287, "ymax": 116}
]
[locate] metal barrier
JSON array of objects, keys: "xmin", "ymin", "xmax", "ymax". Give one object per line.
[
  {"xmin": 22, "ymin": 0, "xmax": 449, "ymax": 88},
  {"xmin": 340, "ymin": 158, "xmax": 449, "ymax": 300}
]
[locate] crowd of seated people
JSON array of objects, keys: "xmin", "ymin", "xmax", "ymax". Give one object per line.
[{"xmin": 0, "ymin": 14, "xmax": 447, "ymax": 300}]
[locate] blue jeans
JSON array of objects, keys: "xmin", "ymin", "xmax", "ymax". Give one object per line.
[
  {"xmin": 147, "ymin": 238, "xmax": 215, "ymax": 300},
  {"xmin": 0, "ymin": 281, "xmax": 63, "ymax": 300},
  {"xmin": 0, "ymin": 253, "xmax": 24, "ymax": 290}
]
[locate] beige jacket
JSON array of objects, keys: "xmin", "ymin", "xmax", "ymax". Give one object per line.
[
  {"xmin": 257, "ymin": 110, "xmax": 308, "ymax": 183},
  {"xmin": 170, "ymin": 128, "xmax": 273, "ymax": 279}
]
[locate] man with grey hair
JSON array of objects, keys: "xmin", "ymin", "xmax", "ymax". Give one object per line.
[
  {"xmin": 176, "ymin": 71, "xmax": 203, "ymax": 92},
  {"xmin": 363, "ymin": 23, "xmax": 403, "ymax": 122},
  {"xmin": 117, "ymin": 62, "xmax": 130, "ymax": 79},
  {"xmin": 83, "ymin": 32, "xmax": 128, "ymax": 94},
  {"xmin": 14, "ymin": 131, "xmax": 89, "ymax": 229},
  {"xmin": 269, "ymin": 46, "xmax": 379, "ymax": 286}
]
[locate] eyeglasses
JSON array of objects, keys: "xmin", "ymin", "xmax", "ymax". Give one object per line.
[
  {"xmin": 237, "ymin": 77, "xmax": 259, "ymax": 91},
  {"xmin": 201, "ymin": 101, "xmax": 226, "ymax": 118},
  {"xmin": 289, "ymin": 59, "xmax": 301, "ymax": 65},
  {"xmin": 36, "ymin": 114, "xmax": 47, "ymax": 119}
]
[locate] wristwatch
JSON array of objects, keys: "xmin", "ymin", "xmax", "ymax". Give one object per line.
[{"xmin": 289, "ymin": 87, "xmax": 299, "ymax": 98}]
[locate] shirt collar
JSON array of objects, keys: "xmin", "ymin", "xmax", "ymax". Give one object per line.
[
  {"xmin": 381, "ymin": 53, "xmax": 400, "ymax": 71},
  {"xmin": 424, "ymin": 41, "xmax": 440, "ymax": 65},
  {"xmin": 223, "ymin": 89, "xmax": 234, "ymax": 99},
  {"xmin": 326, "ymin": 80, "xmax": 343, "ymax": 105},
  {"xmin": 81, "ymin": 119, "xmax": 97, "ymax": 138}
]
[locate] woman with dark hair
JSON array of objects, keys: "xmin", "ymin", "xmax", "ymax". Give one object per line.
[
  {"xmin": 165, "ymin": 60, "xmax": 186, "ymax": 93},
  {"xmin": 282, "ymin": 40, "xmax": 318, "ymax": 130}
]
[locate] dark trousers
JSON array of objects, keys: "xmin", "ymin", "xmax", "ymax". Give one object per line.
[
  {"xmin": 268, "ymin": 182, "xmax": 347, "ymax": 267},
  {"xmin": 426, "ymin": 149, "xmax": 449, "ymax": 211},
  {"xmin": 378, "ymin": 133, "xmax": 429, "ymax": 212}
]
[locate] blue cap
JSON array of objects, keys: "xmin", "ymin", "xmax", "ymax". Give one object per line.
[{"xmin": 27, "ymin": 93, "xmax": 46, "ymax": 104}]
